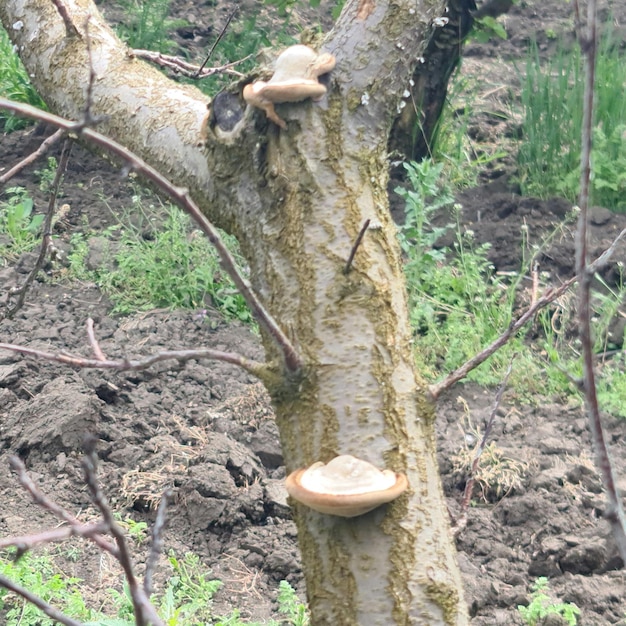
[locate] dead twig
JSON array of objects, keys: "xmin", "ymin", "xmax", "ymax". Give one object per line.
[
  {"xmin": 195, "ymin": 7, "xmax": 239, "ymax": 78},
  {"xmin": 0, "ymin": 97, "xmax": 303, "ymax": 374},
  {"xmin": 144, "ymin": 489, "xmax": 171, "ymax": 596},
  {"xmin": 82, "ymin": 440, "xmax": 163, "ymax": 626},
  {"xmin": 130, "ymin": 50, "xmax": 249, "ymax": 79},
  {"xmin": 3, "ymin": 451, "xmax": 166, "ymax": 626},
  {"xmin": 344, "ymin": 219, "xmax": 370, "ymax": 274},
  {"xmin": 9, "ymin": 456, "xmax": 118, "ymax": 556},
  {"xmin": 50, "ymin": 0, "xmax": 80, "ymax": 38},
  {"xmin": 0, "ymin": 522, "xmax": 108, "ymax": 551}
]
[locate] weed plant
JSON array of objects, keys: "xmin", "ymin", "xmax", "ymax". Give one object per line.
[
  {"xmin": 518, "ymin": 26, "xmax": 626, "ymax": 211},
  {"xmin": 397, "ymin": 160, "xmax": 528, "ymax": 387},
  {"xmin": 70, "ymin": 197, "xmax": 252, "ymax": 323},
  {"xmin": 0, "ymin": 27, "xmax": 47, "ymax": 131},
  {"xmin": 116, "ymin": 0, "xmax": 186, "ymax": 53},
  {"xmin": 0, "ymin": 548, "xmax": 308, "ymax": 625},
  {"xmin": 517, "ymin": 577, "xmax": 580, "ymax": 626}
]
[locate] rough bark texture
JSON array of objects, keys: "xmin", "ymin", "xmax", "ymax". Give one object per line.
[
  {"xmin": 388, "ymin": 0, "xmax": 476, "ymax": 164},
  {"xmin": 0, "ymin": 0, "xmax": 467, "ymax": 623}
]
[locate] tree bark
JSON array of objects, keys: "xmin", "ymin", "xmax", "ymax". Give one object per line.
[
  {"xmin": 388, "ymin": 0, "xmax": 476, "ymax": 164},
  {"xmin": 0, "ymin": 0, "xmax": 467, "ymax": 623}
]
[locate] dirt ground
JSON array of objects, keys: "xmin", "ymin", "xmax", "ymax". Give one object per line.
[{"xmin": 1, "ymin": 0, "xmax": 626, "ymax": 624}]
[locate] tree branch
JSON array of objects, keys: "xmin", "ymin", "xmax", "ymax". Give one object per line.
[
  {"xmin": 574, "ymin": 0, "xmax": 626, "ymax": 563},
  {"xmin": 0, "ymin": 574, "xmax": 84, "ymax": 626},
  {"xmin": 0, "ymin": 97, "xmax": 303, "ymax": 374},
  {"xmin": 429, "ymin": 276, "xmax": 577, "ymax": 399},
  {"xmin": 452, "ymin": 359, "xmax": 513, "ymax": 536},
  {"xmin": 130, "ymin": 49, "xmax": 249, "ymax": 79},
  {"xmin": 82, "ymin": 440, "xmax": 163, "ymax": 626},
  {"xmin": 0, "ymin": 318, "xmax": 276, "ymax": 382},
  {"xmin": 0, "ymin": 522, "xmax": 108, "ymax": 551},
  {"xmin": 9, "ymin": 456, "xmax": 119, "ymax": 556},
  {"xmin": 4, "ymin": 453, "xmax": 166, "ymax": 626},
  {"xmin": 0, "ymin": 129, "xmax": 64, "ymax": 185},
  {"xmin": 1, "ymin": 139, "xmax": 72, "ymax": 321}
]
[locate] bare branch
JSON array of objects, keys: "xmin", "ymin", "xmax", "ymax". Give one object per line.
[
  {"xmin": 344, "ymin": 219, "xmax": 370, "ymax": 275},
  {"xmin": 4, "ymin": 452, "xmax": 166, "ymax": 626},
  {"xmin": 586, "ymin": 227, "xmax": 626, "ymax": 274},
  {"xmin": 9, "ymin": 456, "xmax": 119, "ymax": 556},
  {"xmin": 82, "ymin": 16, "xmax": 98, "ymax": 125},
  {"xmin": 429, "ymin": 276, "xmax": 577, "ymax": 400},
  {"xmin": 575, "ymin": 0, "xmax": 626, "ymax": 563},
  {"xmin": 0, "ymin": 97, "xmax": 303, "ymax": 374},
  {"xmin": 1, "ymin": 139, "xmax": 72, "ymax": 321},
  {"xmin": 195, "ymin": 7, "xmax": 239, "ymax": 78},
  {"xmin": 0, "ymin": 317, "xmax": 274, "ymax": 381},
  {"xmin": 82, "ymin": 442, "xmax": 164, "ymax": 626},
  {"xmin": 130, "ymin": 49, "xmax": 249, "ymax": 79},
  {"xmin": 0, "ymin": 129, "xmax": 64, "ymax": 185},
  {"xmin": 86, "ymin": 317, "xmax": 107, "ymax": 361},
  {"xmin": 0, "ymin": 523, "xmax": 108, "ymax": 551},
  {"xmin": 0, "ymin": 574, "xmax": 84, "ymax": 626}
]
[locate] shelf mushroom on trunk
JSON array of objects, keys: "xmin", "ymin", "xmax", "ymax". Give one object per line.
[
  {"xmin": 242, "ymin": 44, "xmax": 336, "ymax": 129},
  {"xmin": 285, "ymin": 455, "xmax": 408, "ymax": 518}
]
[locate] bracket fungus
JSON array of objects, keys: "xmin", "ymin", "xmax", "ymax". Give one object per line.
[
  {"xmin": 285, "ymin": 455, "xmax": 408, "ymax": 518},
  {"xmin": 242, "ymin": 44, "xmax": 336, "ymax": 129}
]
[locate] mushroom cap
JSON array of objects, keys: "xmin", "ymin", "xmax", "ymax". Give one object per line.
[
  {"xmin": 285, "ymin": 455, "xmax": 408, "ymax": 518},
  {"xmin": 271, "ymin": 44, "xmax": 335, "ymax": 82},
  {"xmin": 259, "ymin": 79, "xmax": 328, "ymax": 104}
]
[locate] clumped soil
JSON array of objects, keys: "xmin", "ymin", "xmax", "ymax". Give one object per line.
[{"xmin": 2, "ymin": 0, "xmax": 626, "ymax": 623}]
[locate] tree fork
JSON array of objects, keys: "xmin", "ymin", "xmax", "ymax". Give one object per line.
[{"xmin": 1, "ymin": 0, "xmax": 468, "ymax": 622}]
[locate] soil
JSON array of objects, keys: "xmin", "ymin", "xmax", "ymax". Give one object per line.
[{"xmin": 1, "ymin": 0, "xmax": 626, "ymax": 624}]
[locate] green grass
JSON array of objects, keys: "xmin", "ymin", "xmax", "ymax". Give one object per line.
[
  {"xmin": 116, "ymin": 0, "xmax": 187, "ymax": 54},
  {"xmin": 68, "ymin": 196, "xmax": 253, "ymax": 324},
  {"xmin": 0, "ymin": 552, "xmax": 96, "ymax": 625},
  {"xmin": 420, "ymin": 73, "xmax": 507, "ymax": 189},
  {"xmin": 0, "ymin": 187, "xmax": 44, "ymax": 257},
  {"xmin": 518, "ymin": 25, "xmax": 626, "ymax": 211},
  {"xmin": 0, "ymin": 548, "xmax": 308, "ymax": 626},
  {"xmin": 398, "ymin": 159, "xmax": 530, "ymax": 387},
  {"xmin": 398, "ymin": 159, "xmax": 626, "ymax": 410},
  {"xmin": 0, "ymin": 27, "xmax": 47, "ymax": 131}
]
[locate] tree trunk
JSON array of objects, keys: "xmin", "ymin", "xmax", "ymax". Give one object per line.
[
  {"xmin": 388, "ymin": 0, "xmax": 476, "ymax": 164},
  {"xmin": 0, "ymin": 0, "xmax": 467, "ymax": 623}
]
